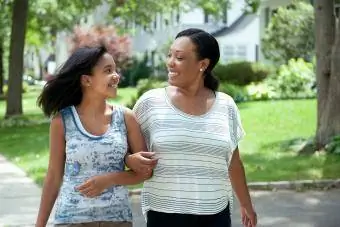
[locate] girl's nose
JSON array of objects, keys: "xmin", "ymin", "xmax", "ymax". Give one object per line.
[{"xmin": 113, "ymin": 72, "xmax": 120, "ymax": 79}]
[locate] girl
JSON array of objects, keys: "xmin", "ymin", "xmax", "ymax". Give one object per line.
[{"xmin": 35, "ymin": 45, "xmax": 157, "ymax": 227}]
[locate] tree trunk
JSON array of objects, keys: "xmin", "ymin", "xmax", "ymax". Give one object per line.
[
  {"xmin": 315, "ymin": 0, "xmax": 340, "ymax": 147},
  {"xmin": 0, "ymin": 37, "xmax": 3, "ymax": 96},
  {"xmin": 35, "ymin": 46, "xmax": 43, "ymax": 80},
  {"xmin": 5, "ymin": 0, "xmax": 29, "ymax": 117}
]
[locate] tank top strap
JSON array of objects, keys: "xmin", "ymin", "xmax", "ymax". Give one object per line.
[
  {"xmin": 60, "ymin": 106, "xmax": 77, "ymax": 138},
  {"xmin": 111, "ymin": 105, "xmax": 127, "ymax": 134}
]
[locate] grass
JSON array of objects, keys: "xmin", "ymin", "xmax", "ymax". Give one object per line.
[
  {"xmin": 0, "ymin": 89, "xmax": 339, "ymax": 187},
  {"xmin": 238, "ymin": 99, "xmax": 340, "ymax": 181},
  {"xmin": 0, "ymin": 87, "xmax": 137, "ymax": 117}
]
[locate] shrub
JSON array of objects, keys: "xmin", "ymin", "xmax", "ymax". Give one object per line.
[
  {"xmin": 261, "ymin": 1, "xmax": 314, "ymax": 64},
  {"xmin": 245, "ymin": 82, "xmax": 277, "ymax": 101},
  {"xmin": 213, "ymin": 61, "xmax": 273, "ymax": 86},
  {"xmin": 126, "ymin": 79, "xmax": 168, "ymax": 108},
  {"xmin": 3, "ymin": 81, "xmax": 29, "ymax": 95},
  {"xmin": 219, "ymin": 83, "xmax": 248, "ymax": 103},
  {"xmin": 69, "ymin": 25, "xmax": 132, "ymax": 70},
  {"xmin": 325, "ymin": 135, "xmax": 340, "ymax": 154},
  {"xmin": 268, "ymin": 58, "xmax": 316, "ymax": 99},
  {"xmin": 120, "ymin": 55, "xmax": 153, "ymax": 87}
]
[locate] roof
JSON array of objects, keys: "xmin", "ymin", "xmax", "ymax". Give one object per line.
[{"xmin": 211, "ymin": 13, "xmax": 258, "ymax": 37}]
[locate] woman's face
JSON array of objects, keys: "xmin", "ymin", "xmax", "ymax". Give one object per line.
[
  {"xmin": 166, "ymin": 37, "xmax": 207, "ymax": 88},
  {"xmin": 83, "ymin": 53, "xmax": 120, "ymax": 99}
]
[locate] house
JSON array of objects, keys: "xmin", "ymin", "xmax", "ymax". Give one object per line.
[
  {"xmin": 54, "ymin": 0, "xmax": 294, "ymax": 68},
  {"xmin": 130, "ymin": 0, "xmax": 294, "ymax": 65}
]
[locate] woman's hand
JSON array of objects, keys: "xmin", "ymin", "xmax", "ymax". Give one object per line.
[
  {"xmin": 76, "ymin": 174, "xmax": 110, "ymax": 198},
  {"xmin": 125, "ymin": 151, "xmax": 158, "ymax": 174},
  {"xmin": 240, "ymin": 206, "xmax": 257, "ymax": 227}
]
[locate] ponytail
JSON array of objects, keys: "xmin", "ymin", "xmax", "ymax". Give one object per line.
[{"xmin": 204, "ymin": 71, "xmax": 219, "ymax": 91}]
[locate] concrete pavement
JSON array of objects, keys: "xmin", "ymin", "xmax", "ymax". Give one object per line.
[
  {"xmin": 130, "ymin": 190, "xmax": 340, "ymax": 227},
  {"xmin": 1, "ymin": 154, "xmax": 340, "ymax": 227}
]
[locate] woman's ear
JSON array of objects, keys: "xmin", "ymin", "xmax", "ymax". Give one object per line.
[
  {"xmin": 200, "ymin": 58, "xmax": 210, "ymax": 71},
  {"xmin": 80, "ymin": 75, "xmax": 91, "ymax": 87}
]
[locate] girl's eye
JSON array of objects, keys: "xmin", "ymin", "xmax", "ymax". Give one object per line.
[
  {"xmin": 177, "ymin": 57, "xmax": 183, "ymax": 60},
  {"xmin": 105, "ymin": 68, "xmax": 112, "ymax": 73}
]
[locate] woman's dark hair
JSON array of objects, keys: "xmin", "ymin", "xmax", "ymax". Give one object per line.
[
  {"xmin": 37, "ymin": 45, "xmax": 107, "ymax": 117},
  {"xmin": 176, "ymin": 28, "xmax": 220, "ymax": 91}
]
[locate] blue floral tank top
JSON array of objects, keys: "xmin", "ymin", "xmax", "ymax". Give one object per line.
[{"xmin": 54, "ymin": 105, "xmax": 132, "ymax": 224}]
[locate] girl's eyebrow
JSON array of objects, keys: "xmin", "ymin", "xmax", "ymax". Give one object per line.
[{"xmin": 103, "ymin": 64, "xmax": 114, "ymax": 69}]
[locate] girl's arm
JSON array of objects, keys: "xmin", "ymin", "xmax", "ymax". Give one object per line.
[
  {"xmin": 36, "ymin": 115, "xmax": 65, "ymax": 227},
  {"xmin": 76, "ymin": 108, "xmax": 156, "ymax": 197}
]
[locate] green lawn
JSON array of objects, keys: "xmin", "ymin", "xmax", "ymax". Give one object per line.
[
  {"xmin": 238, "ymin": 99, "xmax": 340, "ymax": 181},
  {"xmin": 0, "ymin": 90, "xmax": 339, "ymax": 186}
]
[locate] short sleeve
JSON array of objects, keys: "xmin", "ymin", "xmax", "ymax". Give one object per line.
[
  {"xmin": 132, "ymin": 90, "xmax": 155, "ymax": 151},
  {"xmin": 229, "ymin": 99, "xmax": 246, "ymax": 154},
  {"xmin": 132, "ymin": 91, "xmax": 152, "ymax": 127}
]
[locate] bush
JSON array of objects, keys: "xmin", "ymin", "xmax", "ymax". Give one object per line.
[
  {"xmin": 126, "ymin": 79, "xmax": 168, "ymax": 108},
  {"xmin": 262, "ymin": 1, "xmax": 314, "ymax": 64},
  {"xmin": 218, "ymin": 83, "xmax": 248, "ymax": 103},
  {"xmin": 213, "ymin": 61, "xmax": 273, "ymax": 86},
  {"xmin": 3, "ymin": 81, "xmax": 29, "ymax": 95},
  {"xmin": 267, "ymin": 58, "xmax": 316, "ymax": 99},
  {"xmin": 120, "ymin": 55, "xmax": 153, "ymax": 87},
  {"xmin": 325, "ymin": 135, "xmax": 340, "ymax": 154},
  {"xmin": 245, "ymin": 83, "xmax": 277, "ymax": 101}
]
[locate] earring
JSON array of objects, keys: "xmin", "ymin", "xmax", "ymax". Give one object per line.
[{"xmin": 199, "ymin": 68, "xmax": 203, "ymax": 72}]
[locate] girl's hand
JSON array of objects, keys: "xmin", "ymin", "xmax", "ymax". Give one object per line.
[{"xmin": 76, "ymin": 174, "xmax": 110, "ymax": 197}]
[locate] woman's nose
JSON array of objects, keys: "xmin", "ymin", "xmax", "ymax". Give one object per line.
[{"xmin": 167, "ymin": 57, "xmax": 174, "ymax": 68}]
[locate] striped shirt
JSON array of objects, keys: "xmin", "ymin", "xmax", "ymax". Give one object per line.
[{"xmin": 133, "ymin": 88, "xmax": 245, "ymax": 216}]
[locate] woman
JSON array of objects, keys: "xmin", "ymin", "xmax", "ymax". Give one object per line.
[
  {"xmin": 35, "ymin": 45, "xmax": 156, "ymax": 227},
  {"xmin": 126, "ymin": 28, "xmax": 257, "ymax": 227}
]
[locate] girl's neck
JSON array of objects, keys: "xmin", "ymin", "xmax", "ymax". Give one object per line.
[{"xmin": 76, "ymin": 96, "xmax": 108, "ymax": 116}]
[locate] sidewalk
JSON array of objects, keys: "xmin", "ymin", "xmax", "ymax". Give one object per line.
[
  {"xmin": 0, "ymin": 155, "xmax": 54, "ymax": 227},
  {"xmin": 1, "ymin": 154, "xmax": 340, "ymax": 227}
]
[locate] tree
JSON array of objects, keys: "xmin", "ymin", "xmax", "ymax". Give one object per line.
[
  {"xmin": 262, "ymin": 1, "xmax": 314, "ymax": 64},
  {"xmin": 314, "ymin": 0, "xmax": 340, "ymax": 148},
  {"xmin": 0, "ymin": 0, "xmax": 12, "ymax": 97},
  {"xmin": 5, "ymin": 0, "xmax": 104, "ymax": 117},
  {"xmin": 70, "ymin": 25, "xmax": 131, "ymax": 70},
  {"xmin": 4, "ymin": 0, "xmax": 260, "ymax": 117},
  {"xmin": 5, "ymin": 0, "xmax": 29, "ymax": 117}
]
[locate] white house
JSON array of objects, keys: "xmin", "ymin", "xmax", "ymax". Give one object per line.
[
  {"xmin": 130, "ymin": 0, "xmax": 297, "ymax": 64},
  {"xmin": 54, "ymin": 0, "xmax": 295, "ymax": 68}
]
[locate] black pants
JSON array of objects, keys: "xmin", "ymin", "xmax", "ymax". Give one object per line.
[{"xmin": 147, "ymin": 204, "xmax": 231, "ymax": 227}]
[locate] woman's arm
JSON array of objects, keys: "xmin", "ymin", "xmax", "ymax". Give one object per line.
[
  {"xmin": 36, "ymin": 115, "xmax": 65, "ymax": 227},
  {"xmin": 229, "ymin": 147, "xmax": 257, "ymax": 226}
]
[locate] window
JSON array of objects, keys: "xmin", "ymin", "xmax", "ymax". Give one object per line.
[
  {"xmin": 222, "ymin": 45, "xmax": 247, "ymax": 62},
  {"xmin": 264, "ymin": 7, "xmax": 270, "ymax": 27},
  {"xmin": 223, "ymin": 2, "xmax": 228, "ymax": 24}
]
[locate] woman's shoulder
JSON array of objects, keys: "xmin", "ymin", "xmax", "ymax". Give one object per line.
[
  {"xmin": 138, "ymin": 88, "xmax": 164, "ymax": 101},
  {"xmin": 216, "ymin": 91, "xmax": 236, "ymax": 106},
  {"xmin": 134, "ymin": 88, "xmax": 165, "ymax": 107}
]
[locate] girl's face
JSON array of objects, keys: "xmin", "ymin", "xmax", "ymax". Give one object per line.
[{"xmin": 83, "ymin": 53, "xmax": 120, "ymax": 99}]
